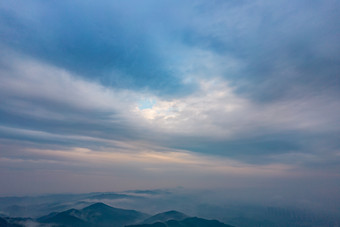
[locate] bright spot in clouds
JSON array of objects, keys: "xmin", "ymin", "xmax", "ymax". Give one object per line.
[{"xmin": 137, "ymin": 98, "xmax": 156, "ymax": 110}]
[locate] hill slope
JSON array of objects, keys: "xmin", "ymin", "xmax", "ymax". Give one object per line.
[
  {"xmin": 128, "ymin": 217, "xmax": 235, "ymax": 227},
  {"xmin": 142, "ymin": 210, "xmax": 188, "ymax": 224},
  {"xmin": 38, "ymin": 202, "xmax": 147, "ymax": 227}
]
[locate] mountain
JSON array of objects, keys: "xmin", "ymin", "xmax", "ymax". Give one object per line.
[
  {"xmin": 38, "ymin": 208, "xmax": 90, "ymax": 227},
  {"xmin": 0, "ymin": 192, "xmax": 139, "ymax": 218},
  {"xmin": 0, "ymin": 217, "xmax": 33, "ymax": 227},
  {"xmin": 128, "ymin": 217, "xmax": 235, "ymax": 227},
  {"xmin": 38, "ymin": 202, "xmax": 148, "ymax": 227},
  {"xmin": 142, "ymin": 210, "xmax": 188, "ymax": 224},
  {"xmin": 0, "ymin": 217, "xmax": 18, "ymax": 227},
  {"xmin": 81, "ymin": 202, "xmax": 148, "ymax": 226},
  {"xmin": 36, "ymin": 203, "xmax": 235, "ymax": 227}
]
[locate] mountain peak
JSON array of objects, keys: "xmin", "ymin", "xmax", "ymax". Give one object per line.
[
  {"xmin": 162, "ymin": 210, "xmax": 185, "ymax": 215},
  {"xmin": 142, "ymin": 210, "xmax": 188, "ymax": 224},
  {"xmin": 38, "ymin": 202, "xmax": 147, "ymax": 227},
  {"xmin": 129, "ymin": 217, "xmax": 235, "ymax": 227},
  {"xmin": 86, "ymin": 202, "xmax": 111, "ymax": 209},
  {"xmin": 88, "ymin": 202, "xmax": 110, "ymax": 207}
]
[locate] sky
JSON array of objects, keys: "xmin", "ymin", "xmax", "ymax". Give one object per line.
[{"xmin": 0, "ymin": 0, "xmax": 340, "ymax": 211}]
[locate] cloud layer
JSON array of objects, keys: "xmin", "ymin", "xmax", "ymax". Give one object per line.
[{"xmin": 0, "ymin": 0, "xmax": 340, "ymax": 209}]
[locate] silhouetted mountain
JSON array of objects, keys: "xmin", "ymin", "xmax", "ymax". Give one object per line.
[
  {"xmin": 227, "ymin": 217, "xmax": 276, "ymax": 227},
  {"xmin": 0, "ymin": 217, "xmax": 27, "ymax": 227},
  {"xmin": 142, "ymin": 210, "xmax": 188, "ymax": 224},
  {"xmin": 128, "ymin": 217, "xmax": 234, "ymax": 227},
  {"xmin": 127, "ymin": 223, "xmax": 166, "ymax": 227},
  {"xmin": 0, "ymin": 192, "xmax": 140, "ymax": 218},
  {"xmin": 37, "ymin": 203, "xmax": 236, "ymax": 227},
  {"xmin": 0, "ymin": 217, "xmax": 13, "ymax": 227},
  {"xmin": 82, "ymin": 203, "xmax": 148, "ymax": 226},
  {"xmin": 38, "ymin": 208, "xmax": 90, "ymax": 227},
  {"xmin": 0, "ymin": 217, "xmax": 6, "ymax": 226},
  {"xmin": 38, "ymin": 202, "xmax": 148, "ymax": 227}
]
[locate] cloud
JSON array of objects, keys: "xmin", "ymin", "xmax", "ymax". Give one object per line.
[
  {"xmin": 134, "ymin": 77, "xmax": 340, "ymax": 137},
  {"xmin": 1, "ymin": 47, "xmax": 340, "ymax": 165},
  {"xmin": 0, "ymin": 0, "xmax": 339, "ymax": 202},
  {"xmin": 172, "ymin": 0, "xmax": 340, "ymax": 102},
  {"xmin": 0, "ymin": 0, "xmax": 196, "ymax": 96},
  {"xmin": 0, "ymin": 139, "xmax": 298, "ymax": 195}
]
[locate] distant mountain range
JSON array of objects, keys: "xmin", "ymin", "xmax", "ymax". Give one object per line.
[
  {"xmin": 128, "ymin": 217, "xmax": 234, "ymax": 227},
  {"xmin": 38, "ymin": 202, "xmax": 148, "ymax": 227},
  {"xmin": 130, "ymin": 210, "xmax": 233, "ymax": 226},
  {"xmin": 0, "ymin": 202, "xmax": 234, "ymax": 227},
  {"xmin": 0, "ymin": 192, "xmax": 144, "ymax": 218},
  {"xmin": 0, "ymin": 217, "xmax": 37, "ymax": 227},
  {"xmin": 142, "ymin": 210, "xmax": 188, "ymax": 224}
]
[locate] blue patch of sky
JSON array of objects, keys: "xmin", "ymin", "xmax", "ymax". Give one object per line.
[{"xmin": 138, "ymin": 98, "xmax": 156, "ymax": 110}]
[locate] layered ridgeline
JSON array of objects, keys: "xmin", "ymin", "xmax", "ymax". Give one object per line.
[
  {"xmin": 37, "ymin": 202, "xmax": 148, "ymax": 227},
  {"xmin": 130, "ymin": 210, "xmax": 234, "ymax": 227},
  {"xmin": 142, "ymin": 210, "xmax": 188, "ymax": 224},
  {"xmin": 128, "ymin": 217, "xmax": 233, "ymax": 227},
  {"xmin": 0, "ymin": 217, "xmax": 39, "ymax": 227},
  {"xmin": 0, "ymin": 202, "xmax": 232, "ymax": 227}
]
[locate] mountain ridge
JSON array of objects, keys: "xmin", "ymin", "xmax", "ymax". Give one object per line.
[
  {"xmin": 142, "ymin": 210, "xmax": 188, "ymax": 224},
  {"xmin": 38, "ymin": 202, "xmax": 148, "ymax": 227},
  {"xmin": 128, "ymin": 217, "xmax": 235, "ymax": 227},
  {"xmin": 34, "ymin": 202, "xmax": 235, "ymax": 227}
]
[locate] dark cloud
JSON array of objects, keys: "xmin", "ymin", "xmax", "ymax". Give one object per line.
[
  {"xmin": 0, "ymin": 0, "xmax": 196, "ymax": 97},
  {"xmin": 180, "ymin": 0, "xmax": 340, "ymax": 102},
  {"xmin": 2, "ymin": 0, "xmax": 338, "ymax": 100}
]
